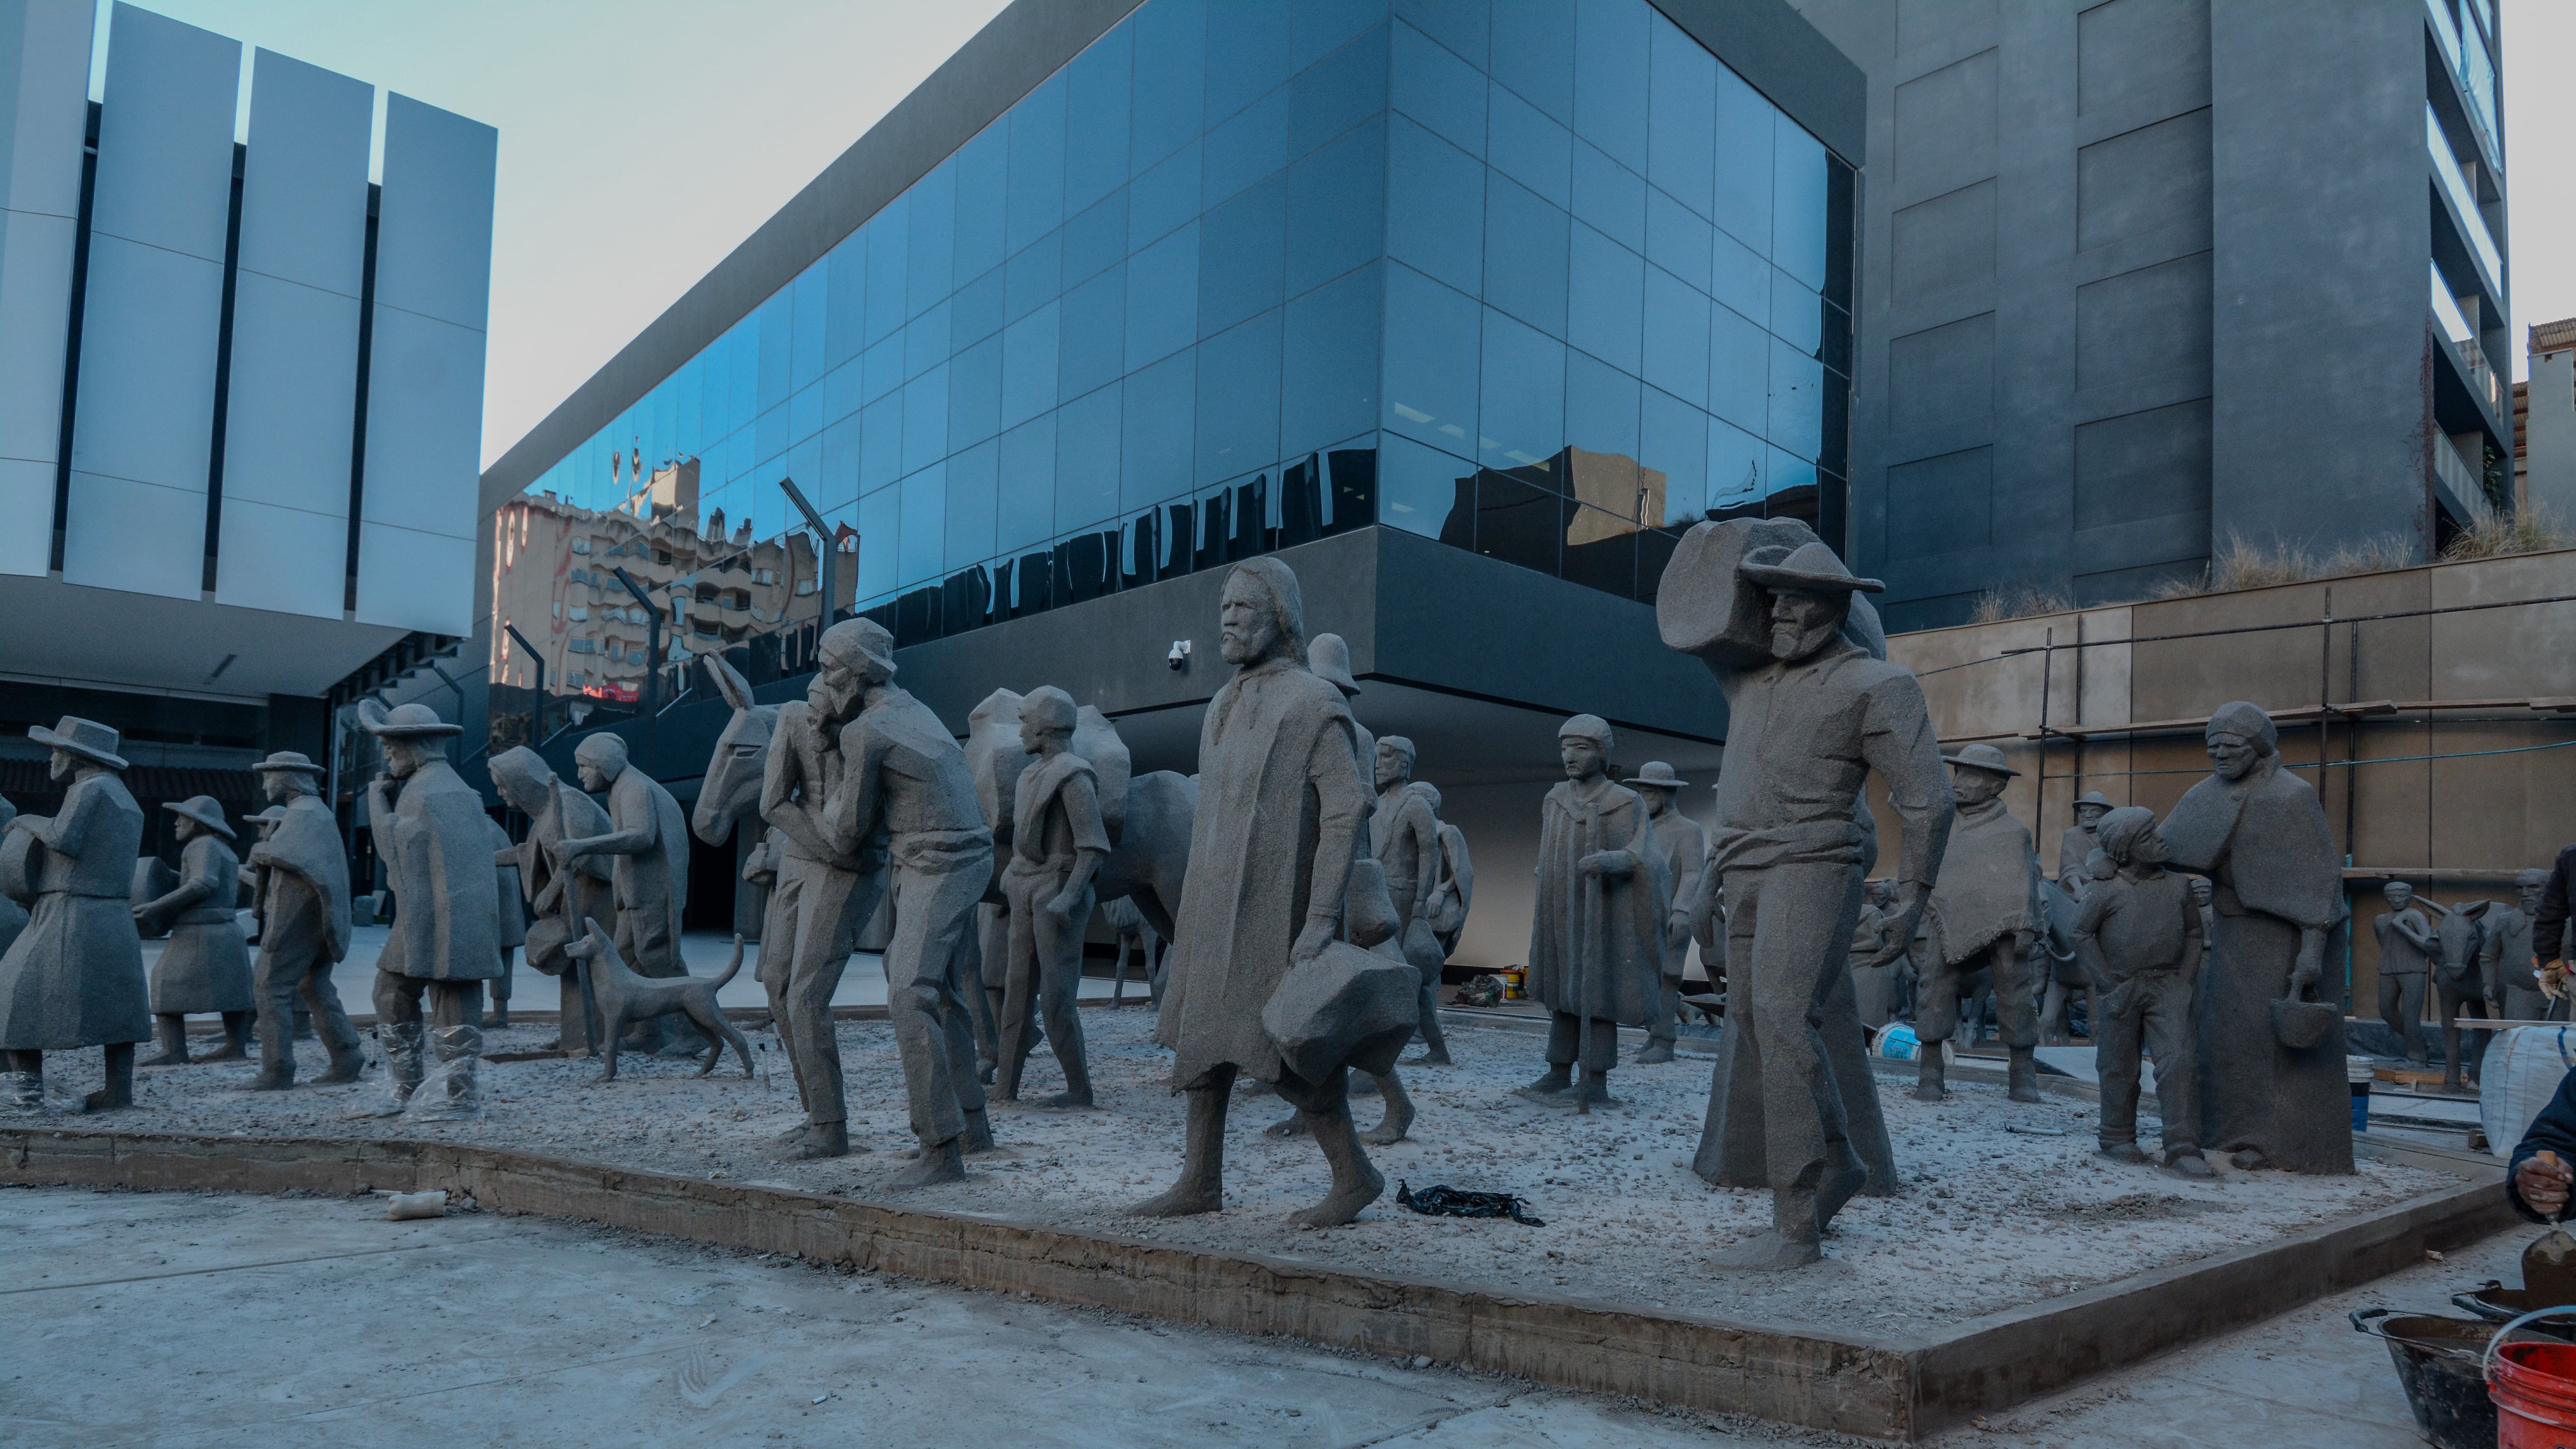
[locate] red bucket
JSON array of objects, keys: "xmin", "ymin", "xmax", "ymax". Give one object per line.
[{"xmin": 2491, "ymin": 1322, "xmax": 2576, "ymax": 1447}]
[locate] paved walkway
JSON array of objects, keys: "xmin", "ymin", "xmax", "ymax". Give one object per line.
[{"xmin": 1, "ymin": 1181, "xmax": 2523, "ymax": 1446}]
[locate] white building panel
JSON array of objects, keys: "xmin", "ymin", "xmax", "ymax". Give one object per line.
[
  {"xmin": 62, "ymin": 4, "xmax": 239, "ymax": 598},
  {"xmin": 354, "ymin": 520, "xmax": 471, "ymax": 635},
  {"xmin": 357, "ymin": 92, "xmax": 491, "ymax": 634},
  {"xmin": 0, "ymin": 0, "xmax": 92, "ymax": 574},
  {"xmin": 216, "ymin": 48, "xmax": 369, "ymax": 615}
]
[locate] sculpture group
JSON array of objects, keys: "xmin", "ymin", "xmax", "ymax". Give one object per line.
[{"xmin": 14, "ymin": 506, "xmax": 2555, "ymax": 1276}]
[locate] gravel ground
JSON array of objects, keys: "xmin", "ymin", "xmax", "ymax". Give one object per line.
[{"xmin": 18, "ymin": 1008, "xmax": 2459, "ymax": 1338}]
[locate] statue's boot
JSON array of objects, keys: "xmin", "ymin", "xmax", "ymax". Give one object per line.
[
  {"xmin": 2099, "ymin": 1140, "xmax": 2148, "ymax": 1164},
  {"xmin": 889, "ymin": 1136, "xmax": 965, "ymax": 1188},
  {"xmin": 2006, "ymin": 1047, "xmax": 2042, "ymax": 1104},
  {"xmin": 1567, "ymin": 1071, "xmax": 1618, "ymax": 1110},
  {"xmin": 349, "ymin": 1022, "xmax": 424, "ymax": 1117},
  {"xmin": 204, "ymin": 1011, "xmax": 252, "ymax": 1062},
  {"xmin": 1514, "ymin": 1065, "xmax": 1574, "ymax": 1101},
  {"xmin": 409, "ymin": 1026, "xmax": 485, "ymax": 1120},
  {"xmin": 1815, "ymin": 1143, "xmax": 1870, "ymax": 1233},
  {"xmin": 1405, "ymin": 1005, "xmax": 1453, "ymax": 1067},
  {"xmin": 1913, "ymin": 1051, "xmax": 1947, "ymax": 1101},
  {"xmin": 1128, "ymin": 1072, "xmax": 1230, "ymax": 1217},
  {"xmin": 1711, "ymin": 1190, "xmax": 1824, "ymax": 1271},
  {"xmin": 1635, "ymin": 1038, "xmax": 1676, "ymax": 1065},
  {"xmin": 961, "ymin": 1107, "xmax": 996, "ymax": 1154},
  {"xmin": 791, "ymin": 1120, "xmax": 852, "ymax": 1160},
  {"xmin": 82, "ymin": 1044, "xmax": 136, "ymax": 1112},
  {"xmin": 138, "ymin": 1016, "xmax": 190, "ymax": 1069},
  {"xmin": 1290, "ymin": 1099, "xmax": 1384, "ymax": 1228},
  {"xmin": 2, "ymin": 1058, "xmax": 40, "ymax": 1115},
  {"xmin": 1361, "ymin": 1070, "xmax": 1413, "ymax": 1146},
  {"xmin": 314, "ymin": 1024, "xmax": 368, "ymax": 1085},
  {"xmin": 1263, "ymin": 1107, "xmax": 1308, "ymax": 1139},
  {"xmin": 249, "ymin": 1007, "xmax": 296, "ymax": 1091},
  {"xmin": 2162, "ymin": 1149, "xmax": 2214, "ymax": 1179},
  {"xmin": 1041, "ymin": 1034, "xmax": 1094, "ymax": 1109}
]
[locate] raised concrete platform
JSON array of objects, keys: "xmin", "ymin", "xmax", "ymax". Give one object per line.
[{"xmin": 0, "ymin": 1124, "xmax": 2513, "ymax": 1442}]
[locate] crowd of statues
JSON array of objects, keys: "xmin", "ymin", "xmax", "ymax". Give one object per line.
[{"xmin": 8, "ymin": 513, "xmax": 2570, "ymax": 1268}]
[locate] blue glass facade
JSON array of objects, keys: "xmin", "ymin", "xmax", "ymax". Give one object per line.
[{"xmin": 524, "ymin": 0, "xmax": 1850, "ymax": 647}]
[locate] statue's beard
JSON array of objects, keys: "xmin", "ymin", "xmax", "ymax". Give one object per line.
[{"xmin": 1769, "ymin": 618, "xmax": 1839, "ymax": 660}]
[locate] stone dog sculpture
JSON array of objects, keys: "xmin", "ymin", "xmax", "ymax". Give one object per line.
[
  {"xmin": 1132, "ymin": 557, "xmax": 1385, "ymax": 1228},
  {"xmin": 1658, "ymin": 521, "xmax": 1953, "ymax": 1270},
  {"xmin": 563, "ymin": 920, "xmax": 753, "ymax": 1082},
  {"xmin": 0, "ymin": 717, "xmax": 151, "ymax": 1114}
]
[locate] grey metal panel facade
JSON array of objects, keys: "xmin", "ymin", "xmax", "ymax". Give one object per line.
[
  {"xmin": 62, "ymin": 3, "xmax": 239, "ymax": 600},
  {"xmin": 0, "ymin": 0, "xmax": 90, "ymax": 577},
  {"xmin": 357, "ymin": 93, "xmax": 494, "ymax": 635},
  {"xmin": 216, "ymin": 48, "xmax": 371, "ymax": 619}
]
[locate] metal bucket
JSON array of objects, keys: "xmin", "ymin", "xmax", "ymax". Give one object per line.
[{"xmin": 2349, "ymin": 1308, "xmax": 2496, "ymax": 1449}]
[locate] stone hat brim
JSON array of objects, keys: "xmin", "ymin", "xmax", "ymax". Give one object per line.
[
  {"xmin": 361, "ymin": 718, "xmax": 464, "ymax": 739},
  {"xmin": 1631, "ymin": 772, "xmax": 1689, "ymax": 789},
  {"xmin": 252, "ymin": 756, "xmax": 326, "ymax": 776},
  {"xmin": 1739, "ymin": 561, "xmax": 1886, "ymax": 594},
  {"xmin": 1941, "ymin": 752, "xmax": 2021, "ymax": 778},
  {"xmin": 161, "ymin": 798, "xmax": 236, "ymax": 838},
  {"xmin": 28, "ymin": 725, "xmax": 126, "ymax": 770}
]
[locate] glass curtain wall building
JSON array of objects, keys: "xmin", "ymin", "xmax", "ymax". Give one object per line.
[{"xmin": 519, "ymin": 0, "xmax": 1851, "ymax": 660}]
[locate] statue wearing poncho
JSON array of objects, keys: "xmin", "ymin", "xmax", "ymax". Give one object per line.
[{"xmin": 2160, "ymin": 701, "xmax": 2353, "ymax": 1175}]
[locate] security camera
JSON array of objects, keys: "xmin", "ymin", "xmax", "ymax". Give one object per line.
[{"xmin": 1166, "ymin": 639, "xmax": 1192, "ymax": 671}]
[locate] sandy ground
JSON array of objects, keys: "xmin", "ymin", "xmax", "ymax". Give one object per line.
[
  {"xmin": 16, "ymin": 1004, "xmax": 2463, "ymax": 1340},
  {"xmin": 0, "ymin": 1182, "xmax": 2516, "ymax": 1448}
]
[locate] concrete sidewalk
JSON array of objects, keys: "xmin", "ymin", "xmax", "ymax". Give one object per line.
[{"xmin": 0, "ymin": 1182, "xmax": 2519, "ymax": 1447}]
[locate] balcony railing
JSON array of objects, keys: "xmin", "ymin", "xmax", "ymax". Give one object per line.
[{"xmin": 2427, "ymin": 105, "xmax": 2502, "ymax": 295}]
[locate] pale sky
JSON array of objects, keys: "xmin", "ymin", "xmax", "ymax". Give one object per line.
[{"xmin": 106, "ymin": 1, "xmax": 2576, "ymax": 470}]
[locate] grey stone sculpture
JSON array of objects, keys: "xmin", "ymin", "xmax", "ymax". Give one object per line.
[
  {"xmin": 0, "ymin": 717, "xmax": 150, "ymax": 1112},
  {"xmin": 1102, "ymin": 894, "xmax": 1165, "ymax": 1007},
  {"xmin": 1631, "ymin": 761, "xmax": 1705, "ymax": 1066},
  {"xmin": 2372, "ymin": 881, "xmax": 2435, "ymax": 1067},
  {"xmin": 1370, "ymin": 736, "xmax": 1450, "ymax": 1067},
  {"xmin": 1916, "ymin": 743, "xmax": 2044, "ymax": 1103},
  {"xmin": 486, "ymin": 816, "xmax": 523, "ymax": 1026},
  {"xmin": 817, "ymin": 618, "xmax": 996, "ymax": 1183},
  {"xmin": 564, "ymin": 919, "xmax": 753, "ymax": 1082},
  {"xmin": 1132, "ymin": 557, "xmax": 1384, "ymax": 1228},
  {"xmin": 2070, "ymin": 807, "xmax": 2210, "ymax": 1176},
  {"xmin": 1848, "ymin": 879, "xmax": 1901, "ymax": 1030},
  {"xmin": 1657, "ymin": 522, "xmax": 1952, "ymax": 1269},
  {"xmin": 2058, "ymin": 792, "xmax": 2112, "ymax": 898},
  {"xmin": 488, "ymin": 746, "xmax": 615, "ymax": 1054},
  {"xmin": 1515, "ymin": 717, "xmax": 1670, "ymax": 1110},
  {"xmin": 759, "ymin": 638, "xmax": 892, "ymax": 1159},
  {"xmin": 555, "ymin": 732, "xmax": 696, "ymax": 1055},
  {"xmin": 0, "ymin": 798, "xmax": 28, "ymax": 963},
  {"xmin": 2162, "ymin": 701, "xmax": 2352, "ymax": 1174},
  {"xmin": 133, "ymin": 796, "xmax": 252, "ymax": 1066},
  {"xmin": 2489, "ymin": 870, "xmax": 2558, "ymax": 1021},
  {"xmin": 243, "ymin": 752, "xmax": 362, "ymax": 1089},
  {"xmin": 355, "ymin": 702, "xmax": 501, "ymax": 1120},
  {"xmin": 692, "ymin": 653, "xmax": 782, "ymax": 945},
  {"xmin": 2433, "ymin": 898, "xmax": 2500, "ymax": 1088},
  {"xmin": 993, "ymin": 685, "xmax": 1112, "ymax": 1107},
  {"xmin": 1420, "ymin": 783, "xmax": 1473, "ymax": 958}
]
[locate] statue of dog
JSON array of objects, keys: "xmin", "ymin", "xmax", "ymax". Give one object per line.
[{"xmin": 563, "ymin": 919, "xmax": 755, "ymax": 1083}]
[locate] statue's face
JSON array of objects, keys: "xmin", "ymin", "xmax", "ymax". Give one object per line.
[
  {"xmin": 1559, "ymin": 737, "xmax": 1605, "ymax": 782},
  {"xmin": 2524, "ymin": 880, "xmax": 2548, "ymax": 913},
  {"xmin": 1767, "ymin": 588, "xmax": 1846, "ymax": 662},
  {"xmin": 575, "ymin": 759, "xmax": 607, "ymax": 792},
  {"xmin": 382, "ymin": 738, "xmax": 426, "ymax": 779},
  {"xmin": 47, "ymin": 748, "xmax": 75, "ymax": 783},
  {"xmin": 2128, "ymin": 828, "xmax": 2172, "ymax": 866},
  {"xmin": 1218, "ymin": 576, "xmax": 1279, "ymax": 666},
  {"xmin": 1019, "ymin": 718, "xmax": 1069, "ymax": 756},
  {"xmin": 261, "ymin": 773, "xmax": 294, "ymax": 805},
  {"xmin": 808, "ymin": 663, "xmax": 860, "ymax": 721},
  {"xmin": 2384, "ymin": 881, "xmax": 2414, "ymax": 910},
  {"xmin": 1374, "ymin": 742, "xmax": 1410, "ymax": 791},
  {"xmin": 2207, "ymin": 731, "xmax": 2260, "ymax": 781},
  {"xmin": 1637, "ymin": 785, "xmax": 1673, "ymax": 817},
  {"xmin": 2075, "ymin": 803, "xmax": 2108, "ymax": 829},
  {"xmin": 1950, "ymin": 766, "xmax": 2007, "ymax": 808},
  {"xmin": 1867, "ymin": 880, "xmax": 1893, "ymax": 907},
  {"xmin": 2188, "ymin": 877, "xmax": 2212, "ymax": 907}
]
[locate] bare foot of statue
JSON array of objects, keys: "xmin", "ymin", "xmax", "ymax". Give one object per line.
[
  {"xmin": 2006, "ymin": 1047, "xmax": 2043, "ymax": 1104},
  {"xmin": 1040, "ymin": 1090, "xmax": 1095, "ymax": 1109},
  {"xmin": 1361, "ymin": 1076, "xmax": 1414, "ymax": 1146},
  {"xmin": 246, "ymin": 1067, "xmax": 294, "ymax": 1092},
  {"xmin": 789, "ymin": 1121, "xmax": 853, "ymax": 1160},
  {"xmin": 1913, "ymin": 1056, "xmax": 1947, "ymax": 1101},
  {"xmin": 1710, "ymin": 1230, "xmax": 1823, "ymax": 1271},
  {"xmin": 888, "ymin": 1138, "xmax": 965, "ymax": 1188},
  {"xmin": 961, "ymin": 1109, "xmax": 996, "ymax": 1153},
  {"xmin": 1126, "ymin": 1175, "xmax": 1223, "ymax": 1218},
  {"xmin": 2098, "ymin": 1141, "xmax": 2148, "ymax": 1164},
  {"xmin": 1514, "ymin": 1066, "xmax": 1573, "ymax": 1101},
  {"xmin": 2162, "ymin": 1151, "xmax": 2214, "ymax": 1179},
  {"xmin": 1263, "ymin": 1110, "xmax": 1309, "ymax": 1139},
  {"xmin": 1634, "ymin": 1039, "xmax": 1675, "ymax": 1065},
  {"xmin": 1399, "ymin": 1049, "xmax": 1452, "ymax": 1067}
]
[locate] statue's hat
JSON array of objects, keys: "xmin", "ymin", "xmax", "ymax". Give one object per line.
[
  {"xmin": 29, "ymin": 715, "xmax": 126, "ymax": 770},
  {"xmin": 359, "ymin": 701, "xmax": 462, "ymax": 739},
  {"xmin": 1940, "ymin": 742, "xmax": 2021, "ymax": 778},
  {"xmin": 162, "ymin": 795, "xmax": 236, "ymax": 839},
  {"xmin": 1738, "ymin": 540, "xmax": 1884, "ymax": 594},
  {"xmin": 1308, "ymin": 633, "xmax": 1360, "ymax": 696},
  {"xmin": 1631, "ymin": 760, "xmax": 1689, "ymax": 790}
]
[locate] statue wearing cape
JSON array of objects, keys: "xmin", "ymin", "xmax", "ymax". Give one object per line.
[
  {"xmin": 377, "ymin": 759, "xmax": 503, "ymax": 982},
  {"xmin": 1528, "ymin": 780, "xmax": 1670, "ymax": 1028},
  {"xmin": 2162, "ymin": 755, "xmax": 2352, "ymax": 1174},
  {"xmin": 261, "ymin": 794, "xmax": 352, "ymax": 967}
]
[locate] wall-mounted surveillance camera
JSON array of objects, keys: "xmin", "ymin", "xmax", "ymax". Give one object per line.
[{"xmin": 1166, "ymin": 639, "xmax": 1192, "ymax": 671}]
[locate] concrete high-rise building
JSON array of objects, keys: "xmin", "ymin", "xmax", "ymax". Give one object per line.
[
  {"xmin": 2524, "ymin": 317, "xmax": 2576, "ymax": 523},
  {"xmin": 0, "ymin": 1, "xmax": 494, "ymax": 837},
  {"xmin": 1791, "ymin": 0, "xmax": 2512, "ymax": 628}
]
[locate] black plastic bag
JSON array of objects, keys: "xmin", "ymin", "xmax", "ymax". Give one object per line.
[{"xmin": 1396, "ymin": 1180, "xmax": 1545, "ymax": 1226}]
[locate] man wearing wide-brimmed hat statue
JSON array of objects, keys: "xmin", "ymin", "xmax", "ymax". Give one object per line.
[
  {"xmin": 354, "ymin": 702, "xmax": 501, "ymax": 1118},
  {"xmin": 1914, "ymin": 741, "xmax": 2046, "ymax": 1103},
  {"xmin": 244, "ymin": 751, "xmax": 364, "ymax": 1089},
  {"xmin": 2057, "ymin": 790, "xmax": 2113, "ymax": 899},
  {"xmin": 1628, "ymin": 760, "xmax": 1705, "ymax": 1066},
  {"xmin": 1657, "ymin": 525, "xmax": 1953, "ymax": 1269},
  {"xmin": 133, "ymin": 796, "xmax": 255, "ymax": 1067},
  {"xmin": 0, "ymin": 716, "xmax": 150, "ymax": 1113}
]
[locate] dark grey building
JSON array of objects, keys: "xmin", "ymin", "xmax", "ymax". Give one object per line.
[
  {"xmin": 1792, "ymin": 0, "xmax": 2510, "ymax": 629},
  {"xmin": 476, "ymin": 0, "xmax": 1867, "ymax": 970}
]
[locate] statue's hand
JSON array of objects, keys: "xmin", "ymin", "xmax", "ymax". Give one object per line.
[
  {"xmin": 1043, "ymin": 892, "xmax": 1079, "ymax": 922},
  {"xmin": 1865, "ymin": 882, "xmax": 1933, "ymax": 968},
  {"xmin": 1291, "ymin": 918, "xmax": 1336, "ymax": 966},
  {"xmin": 1576, "ymin": 851, "xmax": 1604, "ymax": 878}
]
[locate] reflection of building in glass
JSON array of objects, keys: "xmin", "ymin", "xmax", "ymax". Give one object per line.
[
  {"xmin": 1429, "ymin": 448, "xmax": 1680, "ymax": 601},
  {"xmin": 484, "ymin": 0, "xmax": 1854, "ymax": 658},
  {"xmin": 487, "ymin": 457, "xmax": 851, "ymax": 747}
]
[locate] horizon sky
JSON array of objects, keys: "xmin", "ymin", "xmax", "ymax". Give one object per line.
[{"xmin": 90, "ymin": 0, "xmax": 2576, "ymax": 474}]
